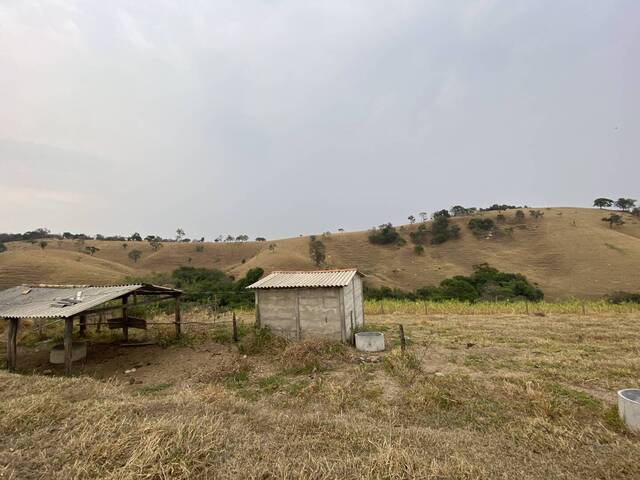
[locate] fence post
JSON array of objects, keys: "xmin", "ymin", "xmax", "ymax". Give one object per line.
[
  {"xmin": 399, "ymin": 324, "xmax": 406, "ymax": 352},
  {"xmin": 232, "ymin": 312, "xmax": 238, "ymax": 342}
]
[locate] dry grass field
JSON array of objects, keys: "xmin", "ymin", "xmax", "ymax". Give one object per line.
[
  {"xmin": 2, "ymin": 207, "xmax": 640, "ymax": 299},
  {"xmin": 1, "ymin": 309, "xmax": 640, "ymax": 479}
]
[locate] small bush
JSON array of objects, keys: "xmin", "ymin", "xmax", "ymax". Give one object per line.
[
  {"xmin": 468, "ymin": 218, "xmax": 495, "ymax": 234},
  {"xmin": 0, "ymin": 242, "xmax": 6, "ymax": 253},
  {"xmin": 413, "ymin": 245, "xmax": 424, "ymax": 255},
  {"xmin": 607, "ymin": 291, "xmax": 640, "ymax": 304},
  {"xmin": 368, "ymin": 223, "xmax": 403, "ymax": 245}
]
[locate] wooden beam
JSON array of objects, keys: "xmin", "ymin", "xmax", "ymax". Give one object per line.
[
  {"xmin": 174, "ymin": 297, "xmax": 181, "ymax": 338},
  {"xmin": 81, "ymin": 295, "xmax": 176, "ymax": 316},
  {"xmin": 64, "ymin": 317, "xmax": 73, "ymax": 375},
  {"xmin": 122, "ymin": 295, "xmax": 129, "ymax": 343},
  {"xmin": 107, "ymin": 317, "xmax": 147, "ymax": 330},
  {"xmin": 79, "ymin": 314, "xmax": 87, "ymax": 337},
  {"xmin": 6, "ymin": 318, "xmax": 18, "ymax": 371}
]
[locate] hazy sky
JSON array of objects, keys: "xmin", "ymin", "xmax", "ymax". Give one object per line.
[{"xmin": 1, "ymin": 1, "xmax": 638, "ymax": 240}]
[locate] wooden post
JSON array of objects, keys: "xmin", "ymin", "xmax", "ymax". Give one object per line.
[
  {"xmin": 122, "ymin": 296, "xmax": 129, "ymax": 343},
  {"xmin": 174, "ymin": 296, "xmax": 181, "ymax": 338},
  {"xmin": 64, "ymin": 317, "xmax": 73, "ymax": 375},
  {"xmin": 350, "ymin": 311, "xmax": 355, "ymax": 346},
  {"xmin": 79, "ymin": 314, "xmax": 87, "ymax": 337},
  {"xmin": 399, "ymin": 324, "xmax": 406, "ymax": 352},
  {"xmin": 6, "ymin": 318, "xmax": 18, "ymax": 371},
  {"xmin": 97, "ymin": 313, "xmax": 103, "ymax": 333},
  {"xmin": 232, "ymin": 312, "xmax": 238, "ymax": 342}
]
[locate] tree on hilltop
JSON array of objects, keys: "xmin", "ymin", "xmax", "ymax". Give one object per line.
[
  {"xmin": 615, "ymin": 198, "xmax": 636, "ymax": 212},
  {"xmin": 593, "ymin": 198, "xmax": 614, "ymax": 209}
]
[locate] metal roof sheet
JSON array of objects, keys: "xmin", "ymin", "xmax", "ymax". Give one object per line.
[
  {"xmin": 0, "ymin": 284, "xmax": 179, "ymax": 319},
  {"xmin": 247, "ymin": 269, "xmax": 361, "ymax": 289}
]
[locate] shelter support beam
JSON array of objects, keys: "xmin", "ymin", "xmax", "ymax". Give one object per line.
[
  {"xmin": 6, "ymin": 318, "xmax": 18, "ymax": 371},
  {"xmin": 122, "ymin": 296, "xmax": 129, "ymax": 343},
  {"xmin": 79, "ymin": 314, "xmax": 87, "ymax": 337},
  {"xmin": 174, "ymin": 297, "xmax": 181, "ymax": 338},
  {"xmin": 64, "ymin": 317, "xmax": 73, "ymax": 375}
]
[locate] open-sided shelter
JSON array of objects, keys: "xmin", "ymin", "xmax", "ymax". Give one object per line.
[
  {"xmin": 247, "ymin": 269, "xmax": 364, "ymax": 342},
  {"xmin": 0, "ymin": 284, "xmax": 182, "ymax": 374}
]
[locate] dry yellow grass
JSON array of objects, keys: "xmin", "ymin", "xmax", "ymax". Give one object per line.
[
  {"xmin": 1, "ymin": 310, "xmax": 640, "ymax": 479},
  {"xmin": 1, "ymin": 207, "xmax": 640, "ymax": 298}
]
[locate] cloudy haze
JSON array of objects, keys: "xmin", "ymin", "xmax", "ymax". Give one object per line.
[{"xmin": 1, "ymin": 0, "xmax": 638, "ymax": 240}]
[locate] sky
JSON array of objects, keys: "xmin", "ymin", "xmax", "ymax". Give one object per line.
[{"xmin": 1, "ymin": 0, "xmax": 639, "ymax": 241}]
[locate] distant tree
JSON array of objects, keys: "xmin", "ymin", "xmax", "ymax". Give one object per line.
[
  {"xmin": 450, "ymin": 205, "xmax": 471, "ymax": 217},
  {"xmin": 235, "ymin": 234, "xmax": 249, "ymax": 242},
  {"xmin": 214, "ymin": 235, "xmax": 223, "ymax": 242},
  {"xmin": 0, "ymin": 242, "xmax": 6, "ymax": 254},
  {"xmin": 122, "ymin": 243, "xmax": 128, "ymax": 249},
  {"xmin": 418, "ymin": 212, "xmax": 428, "ymax": 222},
  {"xmin": 255, "ymin": 237, "xmax": 266, "ymax": 242},
  {"xmin": 149, "ymin": 239, "xmax": 163, "ymax": 251},
  {"xmin": 515, "ymin": 210, "xmax": 525, "ymax": 222},
  {"xmin": 199, "ymin": 237, "xmax": 205, "ymax": 242},
  {"xmin": 408, "ymin": 215, "xmax": 416, "ymax": 224},
  {"xmin": 593, "ymin": 198, "xmax": 614, "ymax": 209},
  {"xmin": 432, "ymin": 209, "xmax": 451, "ymax": 219},
  {"xmin": 129, "ymin": 232, "xmax": 142, "ymax": 242},
  {"xmin": 128, "ymin": 249, "xmax": 142, "ymax": 263},
  {"xmin": 468, "ymin": 218, "xmax": 495, "ymax": 235},
  {"xmin": 413, "ymin": 244, "xmax": 424, "ymax": 255},
  {"xmin": 225, "ymin": 235, "xmax": 234, "ymax": 242},
  {"xmin": 176, "ymin": 228, "xmax": 185, "ymax": 242},
  {"xmin": 632, "ymin": 207, "xmax": 640, "ymax": 217},
  {"xmin": 39, "ymin": 240, "xmax": 48, "ymax": 250},
  {"xmin": 63, "ymin": 232, "xmax": 73, "ymax": 240},
  {"xmin": 309, "ymin": 235, "xmax": 326, "ymax": 266},
  {"xmin": 529, "ymin": 210, "xmax": 544, "ymax": 220},
  {"xmin": 615, "ymin": 198, "xmax": 637, "ymax": 212},
  {"xmin": 338, "ymin": 228, "xmax": 344, "ymax": 232},
  {"xmin": 95, "ymin": 234, "xmax": 105, "ymax": 241},
  {"xmin": 368, "ymin": 223, "xmax": 403, "ymax": 245},
  {"xmin": 602, "ymin": 214, "xmax": 625, "ymax": 229},
  {"xmin": 84, "ymin": 246, "xmax": 100, "ymax": 256}
]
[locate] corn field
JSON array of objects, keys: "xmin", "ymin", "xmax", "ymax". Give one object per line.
[{"xmin": 362, "ymin": 299, "xmax": 640, "ymax": 316}]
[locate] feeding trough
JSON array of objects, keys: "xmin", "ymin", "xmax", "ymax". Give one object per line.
[
  {"xmin": 50, "ymin": 341, "xmax": 87, "ymax": 365},
  {"xmin": 355, "ymin": 332, "xmax": 385, "ymax": 352},
  {"xmin": 618, "ymin": 389, "xmax": 640, "ymax": 432}
]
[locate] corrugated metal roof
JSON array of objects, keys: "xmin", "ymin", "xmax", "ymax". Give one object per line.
[
  {"xmin": 0, "ymin": 284, "xmax": 179, "ymax": 319},
  {"xmin": 247, "ymin": 269, "xmax": 361, "ymax": 289}
]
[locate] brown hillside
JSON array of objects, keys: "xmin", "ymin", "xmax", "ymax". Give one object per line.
[{"xmin": 1, "ymin": 208, "xmax": 639, "ymax": 299}]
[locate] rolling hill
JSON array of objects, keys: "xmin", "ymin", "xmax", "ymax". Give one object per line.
[{"xmin": 1, "ymin": 207, "xmax": 639, "ymax": 299}]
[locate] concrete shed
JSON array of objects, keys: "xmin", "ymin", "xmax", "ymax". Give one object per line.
[{"xmin": 247, "ymin": 269, "xmax": 364, "ymax": 342}]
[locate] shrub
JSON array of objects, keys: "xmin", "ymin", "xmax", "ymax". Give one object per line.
[
  {"xmin": 413, "ymin": 245, "xmax": 424, "ymax": 255},
  {"xmin": 496, "ymin": 214, "xmax": 506, "ymax": 223},
  {"xmin": 364, "ymin": 264, "xmax": 543, "ymax": 302},
  {"xmin": 515, "ymin": 210, "xmax": 525, "ymax": 222},
  {"xmin": 0, "ymin": 242, "xmax": 6, "ymax": 253},
  {"xmin": 607, "ymin": 292, "xmax": 640, "ymax": 304},
  {"xmin": 468, "ymin": 218, "xmax": 494, "ymax": 234},
  {"xmin": 631, "ymin": 207, "xmax": 640, "ymax": 217},
  {"xmin": 439, "ymin": 277, "xmax": 480, "ymax": 302},
  {"xmin": 128, "ymin": 249, "xmax": 142, "ymax": 263},
  {"xmin": 368, "ymin": 223, "xmax": 403, "ymax": 245},
  {"xmin": 309, "ymin": 235, "xmax": 326, "ymax": 266}
]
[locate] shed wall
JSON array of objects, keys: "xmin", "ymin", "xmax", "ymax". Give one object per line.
[{"xmin": 258, "ymin": 287, "xmax": 342, "ymax": 340}]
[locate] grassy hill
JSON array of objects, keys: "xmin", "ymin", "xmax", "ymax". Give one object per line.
[{"xmin": 1, "ymin": 207, "xmax": 639, "ymax": 299}]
